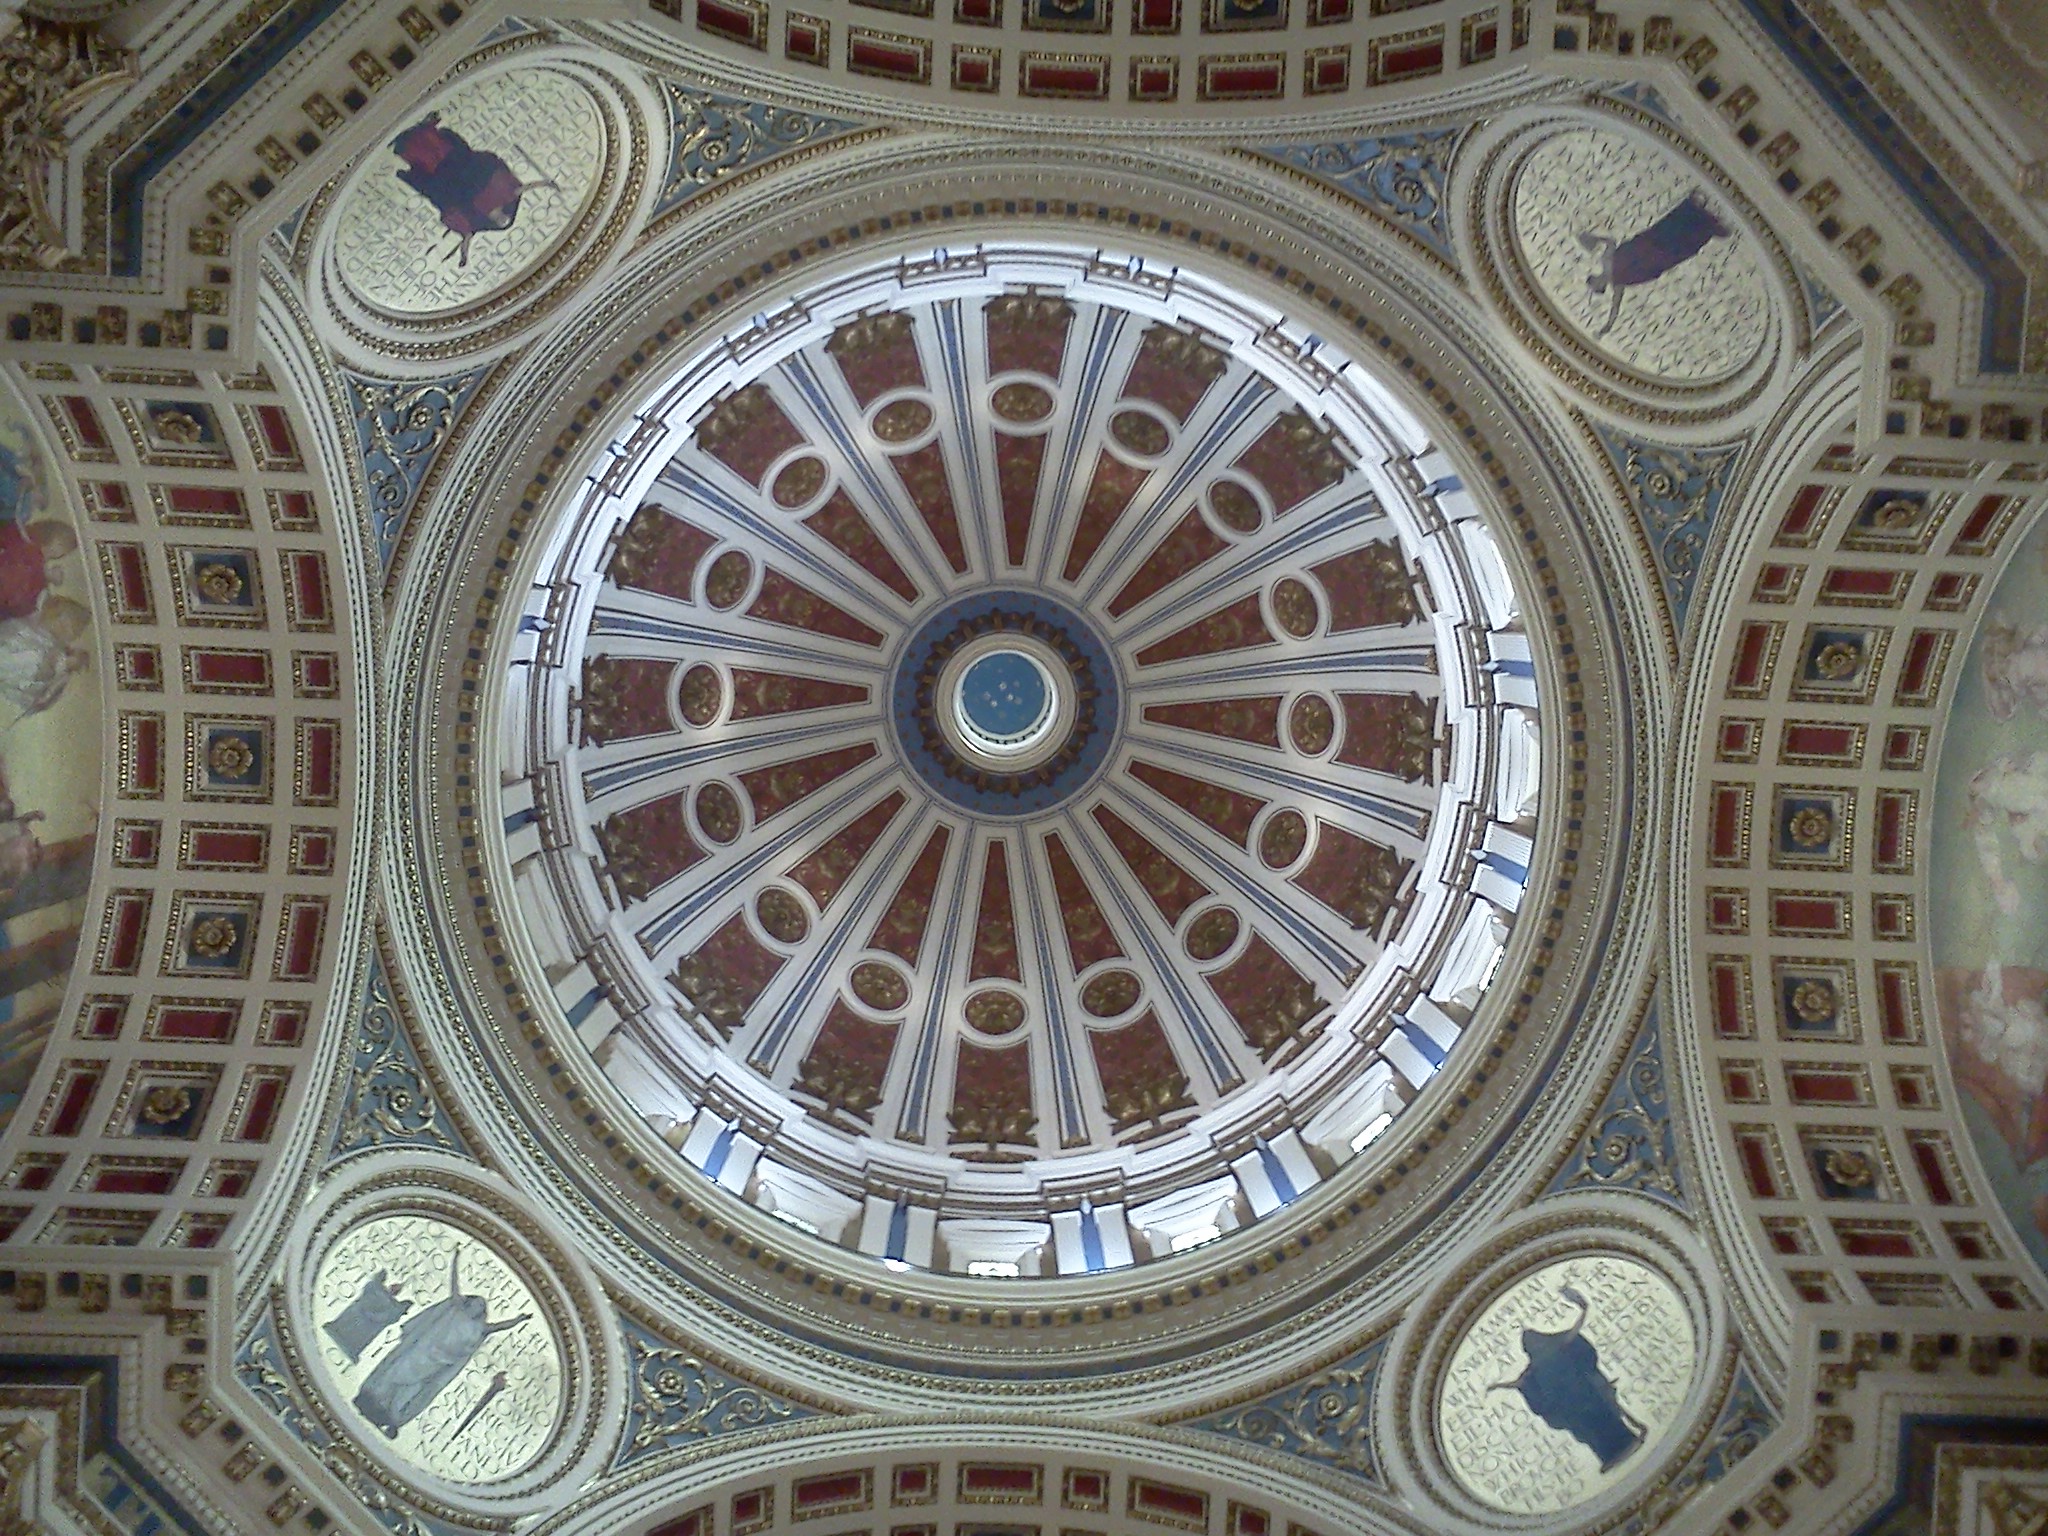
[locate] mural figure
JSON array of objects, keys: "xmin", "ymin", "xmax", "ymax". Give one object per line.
[
  {"xmin": 1967, "ymin": 751, "xmax": 2048, "ymax": 916},
  {"xmin": 322, "ymin": 1269, "xmax": 412, "ymax": 1362},
  {"xmin": 0, "ymin": 396, "xmax": 97, "ymax": 1140},
  {"xmin": 0, "ymin": 595, "xmax": 90, "ymax": 717},
  {"xmin": 1982, "ymin": 618, "xmax": 2048, "ymax": 721},
  {"xmin": 1578, "ymin": 191, "xmax": 1732, "ymax": 337},
  {"xmin": 1936, "ymin": 517, "xmax": 2048, "ymax": 1279},
  {"xmin": 389, "ymin": 113, "xmax": 558, "ymax": 268},
  {"xmin": 1488, "ymin": 1285, "xmax": 1647, "ymax": 1471},
  {"xmin": 0, "ymin": 517, "xmax": 77, "ymax": 622},
  {"xmin": 352, "ymin": 1247, "xmax": 532, "ymax": 1437}
]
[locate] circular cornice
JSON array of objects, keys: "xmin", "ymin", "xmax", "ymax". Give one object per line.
[
  {"xmin": 498, "ymin": 248, "xmax": 1537, "ymax": 1270},
  {"xmin": 376, "ymin": 142, "xmax": 1651, "ymax": 1410}
]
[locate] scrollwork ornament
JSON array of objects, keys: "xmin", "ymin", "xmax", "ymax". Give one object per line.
[
  {"xmin": 1258, "ymin": 130, "xmax": 1461, "ymax": 264},
  {"xmin": 1610, "ymin": 1366, "xmax": 1775, "ymax": 1535},
  {"xmin": 616, "ymin": 1320, "xmax": 809, "ymax": 1466},
  {"xmin": 1558, "ymin": 1005, "xmax": 1685, "ymax": 1208},
  {"xmin": 1594, "ymin": 426, "xmax": 1744, "ymax": 633},
  {"xmin": 346, "ymin": 367, "xmax": 491, "ymax": 570},
  {"xmin": 1187, "ymin": 1341, "xmax": 1385, "ymax": 1486},
  {"xmin": 329, "ymin": 959, "xmax": 466, "ymax": 1163},
  {"xmin": 655, "ymin": 80, "xmax": 859, "ymax": 218}
]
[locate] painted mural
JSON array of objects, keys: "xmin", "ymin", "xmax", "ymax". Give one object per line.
[
  {"xmin": 1512, "ymin": 126, "xmax": 1768, "ymax": 383},
  {"xmin": 310, "ymin": 1213, "xmax": 563, "ymax": 1483},
  {"xmin": 1933, "ymin": 508, "xmax": 2048, "ymax": 1279},
  {"xmin": 0, "ymin": 383, "xmax": 99, "ymax": 1141},
  {"xmin": 331, "ymin": 67, "xmax": 604, "ymax": 315},
  {"xmin": 1436, "ymin": 1255, "xmax": 1694, "ymax": 1514}
]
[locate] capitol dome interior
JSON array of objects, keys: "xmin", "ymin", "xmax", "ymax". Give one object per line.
[{"xmin": 3, "ymin": 0, "xmax": 2048, "ymax": 1532}]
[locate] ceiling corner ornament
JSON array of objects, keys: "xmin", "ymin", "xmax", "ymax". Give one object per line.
[
  {"xmin": 1544, "ymin": 993, "xmax": 1687, "ymax": 1213},
  {"xmin": 1180, "ymin": 1334, "xmax": 1388, "ymax": 1489},
  {"xmin": 0, "ymin": 16, "xmax": 137, "ymax": 271},
  {"xmin": 1250, "ymin": 128, "xmax": 1462, "ymax": 267},
  {"xmin": 327, "ymin": 954, "xmax": 475, "ymax": 1168},
  {"xmin": 1591, "ymin": 424, "xmax": 1746, "ymax": 642},
  {"xmin": 652, "ymin": 76, "xmax": 864, "ymax": 221},
  {"xmin": 491, "ymin": 242, "xmax": 1548, "ymax": 1282},
  {"xmin": 1628, "ymin": 1360, "xmax": 1779, "ymax": 1531},
  {"xmin": 1792, "ymin": 258, "xmax": 1848, "ymax": 338},
  {"xmin": 235, "ymin": 1307, "xmax": 439, "ymax": 1536},
  {"xmin": 615, "ymin": 1312, "xmax": 817, "ymax": 1469},
  {"xmin": 345, "ymin": 363, "xmax": 494, "ymax": 572}
]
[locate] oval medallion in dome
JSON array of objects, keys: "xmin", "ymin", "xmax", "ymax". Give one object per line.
[
  {"xmin": 309, "ymin": 1214, "xmax": 564, "ymax": 1484},
  {"xmin": 1510, "ymin": 125, "xmax": 1767, "ymax": 385},
  {"xmin": 331, "ymin": 67, "xmax": 605, "ymax": 317},
  {"xmin": 498, "ymin": 247, "xmax": 1546, "ymax": 1277},
  {"xmin": 1437, "ymin": 1255, "xmax": 1696, "ymax": 1515}
]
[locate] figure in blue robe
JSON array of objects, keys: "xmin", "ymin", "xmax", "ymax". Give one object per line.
[
  {"xmin": 352, "ymin": 1247, "xmax": 530, "ymax": 1437},
  {"xmin": 1579, "ymin": 191, "xmax": 1733, "ymax": 337},
  {"xmin": 1489, "ymin": 1285, "xmax": 1647, "ymax": 1471}
]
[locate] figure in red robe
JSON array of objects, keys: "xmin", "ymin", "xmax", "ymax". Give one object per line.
[
  {"xmin": 388, "ymin": 113, "xmax": 557, "ymax": 268},
  {"xmin": 1579, "ymin": 191, "xmax": 1733, "ymax": 337},
  {"xmin": 0, "ymin": 520, "xmax": 77, "ymax": 624}
]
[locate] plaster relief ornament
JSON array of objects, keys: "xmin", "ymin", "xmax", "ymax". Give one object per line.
[
  {"xmin": 1511, "ymin": 127, "xmax": 1767, "ymax": 384},
  {"xmin": 1437, "ymin": 1255, "xmax": 1694, "ymax": 1514},
  {"xmin": 310, "ymin": 1214, "xmax": 563, "ymax": 1484},
  {"xmin": 331, "ymin": 68, "xmax": 603, "ymax": 315}
]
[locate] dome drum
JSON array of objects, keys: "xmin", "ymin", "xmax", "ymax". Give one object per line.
[{"xmin": 488, "ymin": 244, "xmax": 1555, "ymax": 1282}]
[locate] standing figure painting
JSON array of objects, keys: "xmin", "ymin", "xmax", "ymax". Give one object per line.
[
  {"xmin": 1578, "ymin": 191, "xmax": 1733, "ymax": 337},
  {"xmin": 389, "ymin": 112, "xmax": 557, "ymax": 268},
  {"xmin": 352, "ymin": 1247, "xmax": 532, "ymax": 1437},
  {"xmin": 1489, "ymin": 1285, "xmax": 1648, "ymax": 1471}
]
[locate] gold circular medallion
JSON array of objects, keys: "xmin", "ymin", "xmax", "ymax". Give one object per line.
[
  {"xmin": 1259, "ymin": 809, "xmax": 1309, "ymax": 869},
  {"xmin": 1272, "ymin": 577, "xmax": 1319, "ymax": 638},
  {"xmin": 694, "ymin": 782, "xmax": 743, "ymax": 844},
  {"xmin": 1110, "ymin": 409, "xmax": 1169, "ymax": 456},
  {"xmin": 1210, "ymin": 481, "xmax": 1261, "ymax": 534},
  {"xmin": 992, "ymin": 382, "xmax": 1054, "ymax": 422},
  {"xmin": 772, "ymin": 456, "xmax": 827, "ymax": 507},
  {"xmin": 851, "ymin": 960, "xmax": 910, "ymax": 1011},
  {"xmin": 678, "ymin": 665, "xmax": 723, "ymax": 727},
  {"xmin": 1080, "ymin": 971, "xmax": 1140, "ymax": 1017},
  {"xmin": 1185, "ymin": 907, "xmax": 1240, "ymax": 961},
  {"xmin": 873, "ymin": 398, "xmax": 934, "ymax": 443},
  {"xmin": 756, "ymin": 888, "xmax": 810, "ymax": 944},
  {"xmin": 704, "ymin": 550, "xmax": 752, "ymax": 609},
  {"xmin": 964, "ymin": 990, "xmax": 1027, "ymax": 1035},
  {"xmin": 1289, "ymin": 695, "xmax": 1335, "ymax": 754}
]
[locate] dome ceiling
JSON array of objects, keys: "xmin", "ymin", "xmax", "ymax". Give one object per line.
[
  {"xmin": 17, "ymin": 3, "xmax": 2048, "ymax": 1531},
  {"xmin": 500, "ymin": 247, "xmax": 1542, "ymax": 1273}
]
